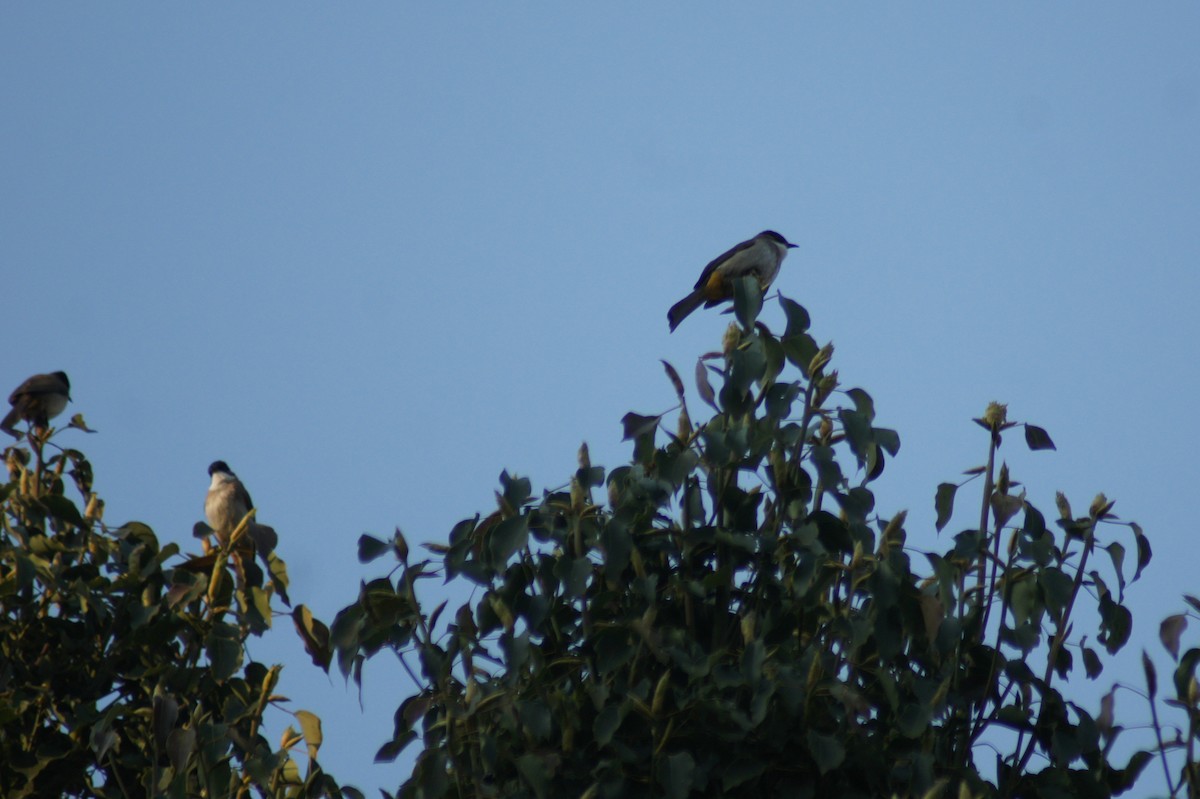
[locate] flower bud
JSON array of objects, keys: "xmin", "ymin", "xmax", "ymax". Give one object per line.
[{"xmin": 983, "ymin": 401, "xmax": 1008, "ymax": 430}]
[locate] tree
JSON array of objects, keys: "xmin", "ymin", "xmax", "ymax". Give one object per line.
[
  {"xmin": 331, "ymin": 280, "xmax": 1164, "ymax": 798},
  {"xmin": 0, "ymin": 426, "xmax": 353, "ymax": 797},
  {"xmin": 8, "ymin": 282, "xmax": 1200, "ymax": 798}
]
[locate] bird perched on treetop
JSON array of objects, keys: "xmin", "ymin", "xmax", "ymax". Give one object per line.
[
  {"xmin": 194, "ymin": 460, "xmax": 286, "ymax": 603},
  {"xmin": 205, "ymin": 460, "xmax": 254, "ymax": 546},
  {"xmin": 667, "ymin": 231, "xmax": 797, "ymax": 331},
  {"xmin": 2, "ymin": 371, "xmax": 71, "ymax": 437}
]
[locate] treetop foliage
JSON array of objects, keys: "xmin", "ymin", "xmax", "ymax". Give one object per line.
[{"xmin": 4, "ymin": 279, "xmax": 1200, "ymax": 798}]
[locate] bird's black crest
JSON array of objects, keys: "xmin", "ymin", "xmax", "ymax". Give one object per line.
[{"xmin": 208, "ymin": 460, "xmax": 232, "ymax": 476}]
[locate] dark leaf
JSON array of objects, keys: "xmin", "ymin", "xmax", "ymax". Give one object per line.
[
  {"xmin": 935, "ymin": 483, "xmax": 957, "ymax": 532},
  {"xmin": 375, "ymin": 734, "xmax": 415, "ymax": 763},
  {"xmin": 1132, "ymin": 523, "xmax": 1151, "ymax": 581},
  {"xmin": 167, "ymin": 727, "xmax": 195, "ymax": 773},
  {"xmin": 488, "ymin": 515, "xmax": 529, "ymax": 566},
  {"xmin": 516, "ymin": 753, "xmax": 553, "ymax": 799},
  {"xmin": 358, "ymin": 534, "xmax": 390, "ymax": 564},
  {"xmin": 657, "ymin": 751, "xmax": 695, "ymax": 799},
  {"xmin": 695, "ymin": 358, "xmax": 719, "ymax": 412},
  {"xmin": 845, "ymin": 388, "xmax": 875, "ymax": 420},
  {"xmin": 292, "ymin": 605, "xmax": 332, "ymax": 671},
  {"xmin": 1160, "ymin": 614, "xmax": 1188, "ymax": 660},
  {"xmin": 153, "ymin": 690, "xmax": 179, "ymax": 749},
  {"xmin": 1175, "ymin": 649, "xmax": 1200, "ymax": 701},
  {"xmin": 1082, "ymin": 646, "xmax": 1103, "ymax": 679},
  {"xmin": 205, "ymin": 623, "xmax": 243, "ymax": 682},
  {"xmin": 661, "ymin": 360, "xmax": 685, "ymax": 402},
  {"xmin": 779, "ymin": 295, "xmax": 810, "ymax": 336},
  {"xmin": 621, "ymin": 412, "xmax": 661, "ymax": 441},
  {"xmin": 594, "ymin": 704, "xmax": 622, "ymax": 747},
  {"xmin": 875, "ymin": 427, "xmax": 901, "ymax": 456},
  {"xmin": 393, "ymin": 528, "xmax": 409, "ymax": 563},
  {"xmin": 39, "ymin": 495, "xmax": 84, "ymax": 527},
  {"xmin": 1024, "ymin": 424, "xmax": 1056, "ymax": 451},
  {"xmin": 1142, "ymin": 651, "xmax": 1157, "ymax": 698}
]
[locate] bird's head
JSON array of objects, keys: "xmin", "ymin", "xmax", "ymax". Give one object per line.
[{"xmin": 759, "ymin": 230, "xmax": 797, "ymax": 249}]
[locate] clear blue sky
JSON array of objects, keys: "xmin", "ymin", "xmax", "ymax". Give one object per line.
[{"xmin": 3, "ymin": 4, "xmax": 1197, "ymax": 791}]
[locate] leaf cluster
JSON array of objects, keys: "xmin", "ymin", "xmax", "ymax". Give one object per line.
[
  {"xmin": 328, "ymin": 281, "xmax": 1158, "ymax": 798},
  {"xmin": 0, "ymin": 432, "xmax": 354, "ymax": 798}
]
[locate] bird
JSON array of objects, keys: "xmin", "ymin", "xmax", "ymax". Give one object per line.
[
  {"xmin": 2, "ymin": 371, "xmax": 71, "ymax": 437},
  {"xmin": 667, "ymin": 231, "xmax": 797, "ymax": 331},
  {"xmin": 204, "ymin": 460, "xmax": 254, "ymax": 546}
]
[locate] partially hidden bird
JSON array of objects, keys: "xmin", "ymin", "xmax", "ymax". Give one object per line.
[
  {"xmin": 2, "ymin": 371, "xmax": 71, "ymax": 437},
  {"xmin": 667, "ymin": 230, "xmax": 797, "ymax": 331},
  {"xmin": 205, "ymin": 460, "xmax": 254, "ymax": 546}
]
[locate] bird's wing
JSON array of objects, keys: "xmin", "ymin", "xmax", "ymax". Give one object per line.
[
  {"xmin": 235, "ymin": 481, "xmax": 254, "ymax": 511},
  {"xmin": 692, "ymin": 237, "xmax": 757, "ymax": 290},
  {"xmin": 10, "ymin": 373, "xmax": 67, "ymax": 402}
]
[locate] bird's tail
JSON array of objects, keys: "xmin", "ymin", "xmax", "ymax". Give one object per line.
[
  {"xmin": 0, "ymin": 409, "xmax": 18, "ymax": 437},
  {"xmin": 668, "ymin": 290, "xmax": 705, "ymax": 332}
]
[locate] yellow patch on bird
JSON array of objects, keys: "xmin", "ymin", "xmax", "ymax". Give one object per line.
[{"xmin": 702, "ymin": 269, "xmax": 728, "ymax": 300}]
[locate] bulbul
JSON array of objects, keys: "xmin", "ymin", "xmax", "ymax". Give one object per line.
[
  {"xmin": 667, "ymin": 231, "xmax": 797, "ymax": 331},
  {"xmin": 205, "ymin": 460, "xmax": 254, "ymax": 546},
  {"xmin": 2, "ymin": 371, "xmax": 71, "ymax": 436}
]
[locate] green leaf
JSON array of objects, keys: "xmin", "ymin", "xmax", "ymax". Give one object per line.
[
  {"xmin": 657, "ymin": 751, "xmax": 695, "ymax": 799},
  {"xmin": 516, "ymin": 753, "xmax": 552, "ymax": 799},
  {"xmin": 295, "ymin": 710, "xmax": 323, "ymax": 761},
  {"xmin": 1038, "ymin": 567, "xmax": 1073, "ymax": 622},
  {"xmin": 727, "ymin": 339, "xmax": 767, "ymax": 397},
  {"xmin": 488, "ymin": 515, "xmax": 529, "ymax": 566},
  {"xmin": 722, "ymin": 757, "xmax": 766, "ymax": 791},
  {"xmin": 518, "ymin": 700, "xmax": 553, "ymax": 741},
  {"xmin": 806, "ymin": 729, "xmax": 846, "ymax": 773},
  {"xmin": 733, "ymin": 275, "xmax": 763, "ymax": 329},
  {"xmin": 205, "ymin": 623, "xmax": 243, "ymax": 682},
  {"xmin": 875, "ymin": 427, "xmax": 901, "ymax": 456},
  {"xmin": 780, "ymin": 295, "xmax": 810, "ymax": 336},
  {"xmin": 167, "ymin": 727, "xmax": 195, "ymax": 774},
  {"xmin": 67, "ymin": 413, "xmax": 96, "ymax": 432},
  {"xmin": 934, "ymin": 483, "xmax": 957, "ymax": 532},
  {"xmin": 1023, "ymin": 424, "xmax": 1056, "ymax": 451},
  {"xmin": 741, "ymin": 640, "xmax": 765, "ymax": 682},
  {"xmin": 845, "ymin": 388, "xmax": 875, "ymax": 420},
  {"xmin": 39, "ymin": 495, "xmax": 84, "ymax": 527},
  {"xmin": 594, "ymin": 703, "xmax": 622, "ymax": 747},
  {"xmin": 781, "ymin": 331, "xmax": 819, "ymax": 377},
  {"xmin": 153, "ymin": 690, "xmax": 179, "ymax": 749}
]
